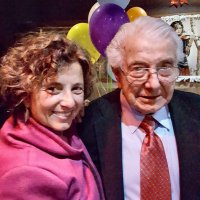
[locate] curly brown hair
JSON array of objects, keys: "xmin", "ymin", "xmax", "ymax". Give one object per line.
[{"xmin": 0, "ymin": 31, "xmax": 93, "ymax": 112}]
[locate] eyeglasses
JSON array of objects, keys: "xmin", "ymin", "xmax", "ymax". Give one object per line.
[{"xmin": 120, "ymin": 66, "xmax": 180, "ymax": 85}]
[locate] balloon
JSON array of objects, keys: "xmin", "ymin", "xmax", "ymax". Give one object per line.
[
  {"xmin": 107, "ymin": 63, "xmax": 116, "ymax": 81},
  {"xmin": 89, "ymin": 3, "xmax": 129, "ymax": 57},
  {"xmin": 67, "ymin": 23, "xmax": 100, "ymax": 63},
  {"xmin": 127, "ymin": 7, "xmax": 147, "ymax": 22},
  {"xmin": 88, "ymin": 2, "xmax": 100, "ymax": 22},
  {"xmin": 97, "ymin": 0, "xmax": 130, "ymax": 9}
]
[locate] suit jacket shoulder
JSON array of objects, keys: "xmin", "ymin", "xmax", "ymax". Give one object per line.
[
  {"xmin": 170, "ymin": 90, "xmax": 200, "ymax": 112},
  {"xmin": 82, "ymin": 88, "xmax": 121, "ymax": 119}
]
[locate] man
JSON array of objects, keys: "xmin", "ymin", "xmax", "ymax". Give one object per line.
[{"xmin": 78, "ymin": 16, "xmax": 200, "ymax": 200}]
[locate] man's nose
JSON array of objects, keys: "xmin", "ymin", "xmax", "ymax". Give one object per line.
[{"xmin": 144, "ymin": 72, "xmax": 161, "ymax": 89}]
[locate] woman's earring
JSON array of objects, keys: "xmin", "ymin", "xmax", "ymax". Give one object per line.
[
  {"xmin": 84, "ymin": 99, "xmax": 90, "ymax": 107},
  {"xmin": 25, "ymin": 107, "xmax": 30, "ymax": 123},
  {"xmin": 76, "ymin": 99, "xmax": 90, "ymax": 123}
]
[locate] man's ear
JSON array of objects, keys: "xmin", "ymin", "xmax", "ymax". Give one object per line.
[{"xmin": 111, "ymin": 67, "xmax": 122, "ymax": 88}]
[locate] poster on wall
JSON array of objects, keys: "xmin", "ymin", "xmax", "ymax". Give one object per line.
[{"xmin": 161, "ymin": 14, "xmax": 200, "ymax": 81}]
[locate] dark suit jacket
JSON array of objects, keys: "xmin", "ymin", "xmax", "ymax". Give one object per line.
[{"xmin": 78, "ymin": 89, "xmax": 200, "ymax": 200}]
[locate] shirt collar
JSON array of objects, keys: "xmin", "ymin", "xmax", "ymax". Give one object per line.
[{"xmin": 153, "ymin": 106, "xmax": 171, "ymax": 131}]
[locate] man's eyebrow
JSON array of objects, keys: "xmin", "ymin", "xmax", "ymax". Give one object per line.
[
  {"xmin": 127, "ymin": 58, "xmax": 175, "ymax": 68},
  {"xmin": 159, "ymin": 58, "xmax": 175, "ymax": 64},
  {"xmin": 127, "ymin": 61, "xmax": 148, "ymax": 69}
]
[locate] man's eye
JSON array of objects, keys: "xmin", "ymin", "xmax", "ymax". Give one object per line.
[
  {"xmin": 158, "ymin": 67, "xmax": 169, "ymax": 72},
  {"xmin": 72, "ymin": 86, "xmax": 84, "ymax": 95},
  {"xmin": 159, "ymin": 63, "xmax": 174, "ymax": 69},
  {"xmin": 132, "ymin": 66, "xmax": 147, "ymax": 73},
  {"xmin": 134, "ymin": 67, "xmax": 145, "ymax": 71}
]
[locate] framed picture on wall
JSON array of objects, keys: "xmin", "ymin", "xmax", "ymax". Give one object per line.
[{"xmin": 161, "ymin": 14, "xmax": 200, "ymax": 82}]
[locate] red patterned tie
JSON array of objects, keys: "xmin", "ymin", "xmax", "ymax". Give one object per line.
[{"xmin": 140, "ymin": 115, "xmax": 171, "ymax": 200}]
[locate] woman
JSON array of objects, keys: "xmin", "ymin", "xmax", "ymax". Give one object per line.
[
  {"xmin": 0, "ymin": 31, "xmax": 104, "ymax": 199},
  {"xmin": 171, "ymin": 20, "xmax": 194, "ymax": 76}
]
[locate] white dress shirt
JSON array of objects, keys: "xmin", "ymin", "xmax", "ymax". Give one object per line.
[{"xmin": 121, "ymin": 92, "xmax": 180, "ymax": 200}]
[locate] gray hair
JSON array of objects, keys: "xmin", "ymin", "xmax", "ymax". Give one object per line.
[{"xmin": 106, "ymin": 16, "xmax": 184, "ymax": 68}]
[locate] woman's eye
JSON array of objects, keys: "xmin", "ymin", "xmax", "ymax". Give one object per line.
[
  {"xmin": 72, "ymin": 86, "xmax": 84, "ymax": 95},
  {"xmin": 46, "ymin": 86, "xmax": 61, "ymax": 95}
]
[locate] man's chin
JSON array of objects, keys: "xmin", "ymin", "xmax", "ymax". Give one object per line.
[{"xmin": 134, "ymin": 105, "xmax": 161, "ymax": 115}]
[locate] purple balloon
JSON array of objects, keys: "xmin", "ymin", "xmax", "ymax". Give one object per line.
[{"xmin": 89, "ymin": 3, "xmax": 129, "ymax": 57}]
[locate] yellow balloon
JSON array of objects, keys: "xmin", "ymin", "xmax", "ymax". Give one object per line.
[
  {"xmin": 67, "ymin": 23, "xmax": 100, "ymax": 63},
  {"xmin": 126, "ymin": 7, "xmax": 147, "ymax": 22}
]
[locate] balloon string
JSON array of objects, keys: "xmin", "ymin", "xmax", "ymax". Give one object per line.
[
  {"xmin": 98, "ymin": 64, "xmax": 107, "ymax": 96},
  {"xmin": 108, "ymin": 74, "xmax": 113, "ymax": 92},
  {"xmin": 95, "ymin": 82, "xmax": 101, "ymax": 98}
]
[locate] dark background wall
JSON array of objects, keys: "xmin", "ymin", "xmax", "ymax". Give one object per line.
[{"xmin": 0, "ymin": 0, "xmax": 199, "ymax": 56}]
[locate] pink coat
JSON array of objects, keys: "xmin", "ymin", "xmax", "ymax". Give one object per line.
[{"xmin": 0, "ymin": 116, "xmax": 105, "ymax": 200}]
